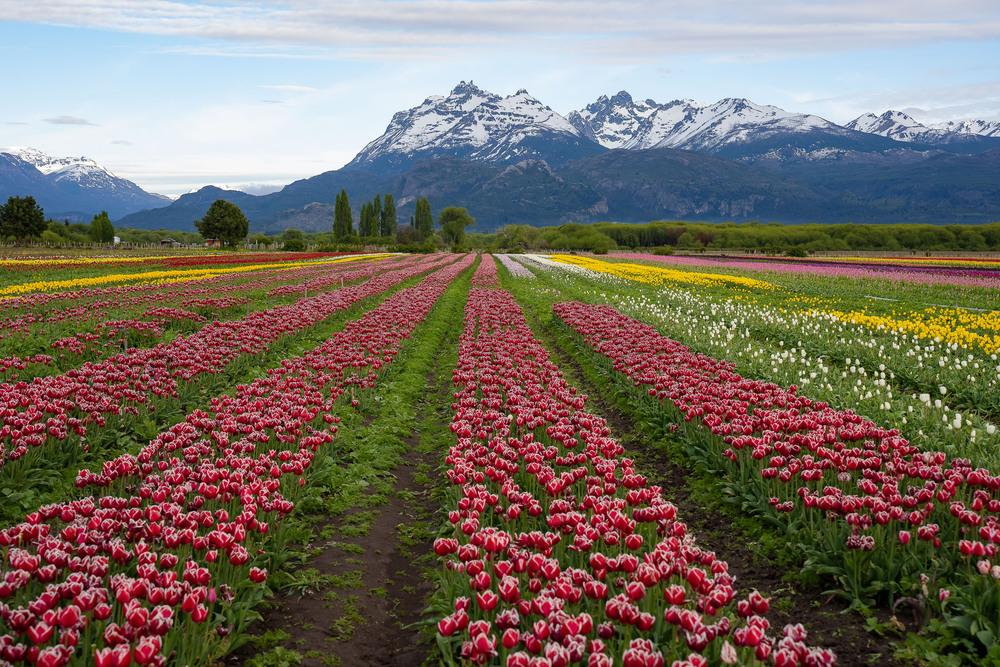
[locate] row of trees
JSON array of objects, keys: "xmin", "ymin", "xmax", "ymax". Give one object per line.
[
  {"xmin": 0, "ymin": 196, "xmax": 116, "ymax": 244},
  {"xmin": 0, "ymin": 192, "xmax": 474, "ymax": 250},
  {"xmin": 190, "ymin": 192, "xmax": 475, "ymax": 251},
  {"xmin": 591, "ymin": 221, "xmax": 1000, "ymax": 253},
  {"xmin": 335, "ymin": 191, "xmax": 403, "ymax": 241},
  {"xmin": 478, "ymin": 221, "xmax": 1000, "ymax": 254}
]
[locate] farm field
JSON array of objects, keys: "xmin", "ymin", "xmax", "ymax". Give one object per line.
[{"xmin": 1, "ymin": 250, "xmax": 999, "ymax": 666}]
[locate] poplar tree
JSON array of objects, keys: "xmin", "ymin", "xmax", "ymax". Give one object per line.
[
  {"xmin": 359, "ymin": 201, "xmax": 373, "ymax": 237},
  {"xmin": 381, "ymin": 194, "xmax": 397, "ymax": 238},
  {"xmin": 414, "ymin": 197, "xmax": 433, "ymax": 241},
  {"xmin": 89, "ymin": 210, "xmax": 115, "ymax": 243},
  {"xmin": 333, "ymin": 190, "xmax": 352, "ymax": 241}
]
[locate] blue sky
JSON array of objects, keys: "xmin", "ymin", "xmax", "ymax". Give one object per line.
[{"xmin": 2, "ymin": 1, "xmax": 999, "ymax": 195}]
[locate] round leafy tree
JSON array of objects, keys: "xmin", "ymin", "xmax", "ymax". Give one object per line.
[{"xmin": 195, "ymin": 200, "xmax": 249, "ymax": 247}]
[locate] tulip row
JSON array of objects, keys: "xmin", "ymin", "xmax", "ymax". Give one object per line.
[
  {"xmin": 0, "ymin": 254, "xmax": 474, "ymax": 667},
  {"xmin": 0, "ymin": 252, "xmax": 347, "ymax": 271},
  {"xmin": 0, "ymin": 254, "xmax": 454, "ymax": 475},
  {"xmin": 549, "ymin": 255, "xmax": 775, "ymax": 291},
  {"xmin": 434, "ymin": 264, "xmax": 833, "ymax": 666},
  {"xmin": 0, "ymin": 256, "xmax": 407, "ymax": 380},
  {"xmin": 0, "ymin": 254, "xmax": 397, "ymax": 341},
  {"xmin": 612, "ymin": 253, "xmax": 1000, "ymax": 290},
  {"xmin": 2, "ymin": 309, "xmax": 207, "ymax": 382},
  {"xmin": 495, "ymin": 255, "xmax": 535, "ymax": 279},
  {"xmin": 0, "ymin": 253, "xmax": 389, "ymax": 300},
  {"xmin": 553, "ymin": 300, "xmax": 1000, "ymax": 652}
]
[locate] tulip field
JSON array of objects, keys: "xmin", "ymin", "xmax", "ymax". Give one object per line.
[{"xmin": 0, "ymin": 250, "xmax": 998, "ymax": 666}]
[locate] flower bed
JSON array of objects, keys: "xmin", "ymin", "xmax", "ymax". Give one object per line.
[{"xmin": 0, "ymin": 256, "xmax": 473, "ymax": 666}]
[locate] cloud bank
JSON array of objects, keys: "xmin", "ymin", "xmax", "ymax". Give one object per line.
[{"xmin": 2, "ymin": 0, "xmax": 999, "ymax": 59}]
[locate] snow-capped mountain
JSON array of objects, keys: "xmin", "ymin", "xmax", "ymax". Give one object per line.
[
  {"xmin": 5, "ymin": 147, "xmax": 137, "ymax": 192},
  {"xmin": 0, "ymin": 148, "xmax": 170, "ymax": 219},
  {"xmin": 846, "ymin": 111, "xmax": 1000, "ymax": 147},
  {"xmin": 931, "ymin": 119, "xmax": 1000, "ymax": 138},
  {"xmin": 846, "ymin": 111, "xmax": 956, "ymax": 144},
  {"xmin": 348, "ymin": 81, "xmax": 602, "ymax": 172},
  {"xmin": 569, "ymin": 91, "xmax": 866, "ymax": 155},
  {"xmin": 567, "ymin": 91, "xmax": 693, "ymax": 149}
]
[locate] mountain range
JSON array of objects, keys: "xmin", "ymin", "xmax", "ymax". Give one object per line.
[
  {"xmin": 0, "ymin": 148, "xmax": 169, "ymax": 220},
  {"xmin": 5, "ymin": 81, "xmax": 1000, "ymax": 230}
]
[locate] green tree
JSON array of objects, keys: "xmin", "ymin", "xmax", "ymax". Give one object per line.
[
  {"xmin": 438, "ymin": 206, "xmax": 475, "ymax": 249},
  {"xmin": 381, "ymin": 194, "xmax": 397, "ymax": 238},
  {"xmin": 359, "ymin": 201, "xmax": 372, "ymax": 237},
  {"xmin": 0, "ymin": 196, "xmax": 46, "ymax": 240},
  {"xmin": 281, "ymin": 228, "xmax": 306, "ymax": 251},
  {"xmin": 89, "ymin": 210, "xmax": 115, "ymax": 243},
  {"xmin": 333, "ymin": 189, "xmax": 353, "ymax": 241},
  {"xmin": 414, "ymin": 197, "xmax": 433, "ymax": 241},
  {"xmin": 372, "ymin": 195, "xmax": 382, "ymax": 235},
  {"xmin": 195, "ymin": 200, "xmax": 249, "ymax": 247},
  {"xmin": 41, "ymin": 230, "xmax": 63, "ymax": 245},
  {"xmin": 248, "ymin": 232, "xmax": 272, "ymax": 247}
]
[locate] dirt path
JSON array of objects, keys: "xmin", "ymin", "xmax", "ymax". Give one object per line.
[{"xmin": 228, "ymin": 277, "xmax": 468, "ymax": 667}]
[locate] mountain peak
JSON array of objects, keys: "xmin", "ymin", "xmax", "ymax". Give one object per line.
[
  {"xmin": 846, "ymin": 109, "xmax": 933, "ymax": 142},
  {"xmin": 3, "ymin": 146, "xmax": 105, "ymax": 177},
  {"xmin": 879, "ymin": 109, "xmax": 918, "ymax": 123},
  {"xmin": 610, "ymin": 90, "xmax": 634, "ymax": 104},
  {"xmin": 450, "ymin": 80, "xmax": 487, "ymax": 97},
  {"xmin": 348, "ymin": 82, "xmax": 597, "ymax": 172}
]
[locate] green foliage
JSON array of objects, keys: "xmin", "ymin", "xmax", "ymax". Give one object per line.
[
  {"xmin": 281, "ymin": 228, "xmax": 306, "ymax": 251},
  {"xmin": 414, "ymin": 197, "xmax": 433, "ymax": 241},
  {"xmin": 89, "ymin": 210, "xmax": 115, "ymax": 243},
  {"xmin": 358, "ymin": 194, "xmax": 386, "ymax": 238},
  {"xmin": 592, "ymin": 220, "xmax": 1000, "ymax": 252},
  {"xmin": 195, "ymin": 200, "xmax": 249, "ymax": 247},
  {"xmin": 246, "ymin": 646, "xmax": 303, "ymax": 667},
  {"xmin": 116, "ymin": 228, "xmax": 202, "ymax": 245},
  {"xmin": 0, "ymin": 195, "xmax": 47, "ymax": 240},
  {"xmin": 333, "ymin": 189, "xmax": 353, "ymax": 241},
  {"xmin": 40, "ymin": 229, "xmax": 63, "ymax": 245},
  {"xmin": 483, "ymin": 220, "xmax": 1000, "ymax": 253},
  {"xmin": 492, "ymin": 223, "xmax": 615, "ymax": 253},
  {"xmin": 248, "ymin": 232, "xmax": 272, "ymax": 247},
  {"xmin": 438, "ymin": 206, "xmax": 475, "ymax": 249},
  {"xmin": 372, "ymin": 194, "xmax": 382, "ymax": 234},
  {"xmin": 381, "ymin": 193, "xmax": 397, "ymax": 238}
]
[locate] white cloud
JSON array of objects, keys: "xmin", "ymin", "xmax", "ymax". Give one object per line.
[
  {"xmin": 260, "ymin": 84, "xmax": 319, "ymax": 94},
  {"xmin": 44, "ymin": 115, "xmax": 98, "ymax": 126},
  {"xmin": 3, "ymin": 1, "xmax": 999, "ymax": 59},
  {"xmin": 796, "ymin": 80, "xmax": 1000, "ymax": 124}
]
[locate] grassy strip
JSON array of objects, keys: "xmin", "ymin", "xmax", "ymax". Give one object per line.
[{"xmin": 233, "ymin": 258, "xmax": 475, "ymax": 666}]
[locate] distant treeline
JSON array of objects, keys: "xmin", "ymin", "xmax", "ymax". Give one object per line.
[{"xmin": 472, "ymin": 221, "xmax": 1000, "ymax": 254}]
